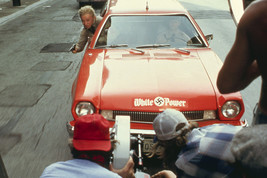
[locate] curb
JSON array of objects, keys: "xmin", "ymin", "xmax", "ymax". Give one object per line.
[{"xmin": 0, "ymin": 0, "xmax": 51, "ymax": 25}]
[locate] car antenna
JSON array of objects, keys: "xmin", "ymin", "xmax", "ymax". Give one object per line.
[{"xmin": 146, "ymin": 0, "xmax": 149, "ymax": 11}]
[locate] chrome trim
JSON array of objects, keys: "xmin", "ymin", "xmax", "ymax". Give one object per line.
[
  {"xmin": 103, "ymin": 110, "xmax": 210, "ymax": 123},
  {"xmin": 67, "ymin": 118, "xmax": 247, "ymax": 137},
  {"xmin": 241, "ymin": 119, "xmax": 248, "ymax": 127},
  {"xmin": 66, "ymin": 122, "xmax": 74, "ymax": 137},
  {"xmin": 130, "ymin": 129, "xmax": 155, "ymax": 135}
]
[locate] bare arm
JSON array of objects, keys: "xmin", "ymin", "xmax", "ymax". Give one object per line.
[
  {"xmin": 75, "ymin": 28, "xmax": 90, "ymax": 53},
  {"xmin": 217, "ymin": 2, "xmax": 261, "ymax": 94},
  {"xmin": 151, "ymin": 170, "xmax": 177, "ymax": 178}
]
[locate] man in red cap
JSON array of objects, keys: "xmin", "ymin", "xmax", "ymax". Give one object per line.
[{"xmin": 40, "ymin": 114, "xmax": 134, "ymax": 178}]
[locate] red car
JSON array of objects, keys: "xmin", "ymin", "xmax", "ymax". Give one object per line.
[{"xmin": 68, "ymin": 0, "xmax": 246, "ymax": 152}]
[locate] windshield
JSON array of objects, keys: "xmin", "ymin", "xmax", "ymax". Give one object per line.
[{"xmin": 95, "ymin": 15, "xmax": 205, "ymax": 48}]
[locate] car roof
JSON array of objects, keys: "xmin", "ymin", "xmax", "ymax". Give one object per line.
[{"xmin": 107, "ymin": 0, "xmax": 188, "ymax": 15}]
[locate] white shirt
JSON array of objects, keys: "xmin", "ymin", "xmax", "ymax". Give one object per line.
[{"xmin": 40, "ymin": 159, "xmax": 121, "ymax": 178}]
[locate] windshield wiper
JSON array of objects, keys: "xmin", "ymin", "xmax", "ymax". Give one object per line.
[
  {"xmin": 186, "ymin": 36, "xmax": 204, "ymax": 47},
  {"xmin": 136, "ymin": 44, "xmax": 170, "ymax": 49},
  {"xmin": 129, "ymin": 48, "xmax": 145, "ymax": 54},
  {"xmin": 175, "ymin": 48, "xmax": 190, "ymax": 55},
  {"xmin": 95, "ymin": 44, "xmax": 128, "ymax": 49}
]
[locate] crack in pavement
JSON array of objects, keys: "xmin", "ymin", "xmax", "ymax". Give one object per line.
[{"xmin": 34, "ymin": 108, "xmax": 57, "ymax": 150}]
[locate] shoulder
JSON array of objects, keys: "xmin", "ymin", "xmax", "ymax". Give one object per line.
[
  {"xmin": 200, "ymin": 124, "xmax": 242, "ymax": 132},
  {"xmin": 41, "ymin": 159, "xmax": 121, "ymax": 178},
  {"xmin": 249, "ymin": 0, "xmax": 267, "ymax": 10},
  {"xmin": 176, "ymin": 126, "xmax": 239, "ymax": 177},
  {"xmin": 244, "ymin": 0, "xmax": 267, "ymax": 18},
  {"xmin": 40, "ymin": 160, "xmax": 73, "ymax": 177},
  {"xmin": 80, "ymin": 28, "xmax": 90, "ymax": 35},
  {"xmin": 96, "ymin": 16, "xmax": 103, "ymax": 24},
  {"xmin": 199, "ymin": 124, "xmax": 242, "ymax": 142},
  {"xmin": 239, "ymin": 0, "xmax": 267, "ymax": 29},
  {"xmin": 185, "ymin": 125, "xmax": 242, "ymax": 160}
]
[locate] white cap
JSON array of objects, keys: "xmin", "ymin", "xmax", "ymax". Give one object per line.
[{"xmin": 153, "ymin": 109, "xmax": 189, "ymax": 140}]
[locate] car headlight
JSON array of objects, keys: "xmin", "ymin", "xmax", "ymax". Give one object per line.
[
  {"xmin": 221, "ymin": 101, "xmax": 241, "ymax": 118},
  {"xmin": 203, "ymin": 110, "xmax": 216, "ymax": 120},
  {"xmin": 75, "ymin": 102, "xmax": 95, "ymax": 117},
  {"xmin": 101, "ymin": 110, "xmax": 113, "ymax": 120}
]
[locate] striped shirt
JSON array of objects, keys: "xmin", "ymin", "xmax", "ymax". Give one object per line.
[{"xmin": 175, "ymin": 124, "xmax": 243, "ymax": 178}]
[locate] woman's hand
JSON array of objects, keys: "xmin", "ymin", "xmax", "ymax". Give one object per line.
[{"xmin": 151, "ymin": 170, "xmax": 177, "ymax": 178}]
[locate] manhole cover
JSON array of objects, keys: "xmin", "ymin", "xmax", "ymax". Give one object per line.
[
  {"xmin": 40, "ymin": 43, "xmax": 74, "ymax": 53},
  {"xmin": 188, "ymin": 10, "xmax": 232, "ymax": 19},
  {"xmin": 0, "ymin": 84, "xmax": 51, "ymax": 107},
  {"xmin": 31, "ymin": 61, "xmax": 72, "ymax": 71}
]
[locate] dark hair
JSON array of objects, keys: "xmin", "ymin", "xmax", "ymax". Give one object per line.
[
  {"xmin": 68, "ymin": 139, "xmax": 117, "ymax": 169},
  {"xmin": 148, "ymin": 121, "xmax": 198, "ymax": 172},
  {"xmin": 71, "ymin": 148, "xmax": 112, "ymax": 168}
]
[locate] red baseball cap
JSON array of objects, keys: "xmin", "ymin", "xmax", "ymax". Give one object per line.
[{"xmin": 72, "ymin": 114, "xmax": 111, "ymax": 151}]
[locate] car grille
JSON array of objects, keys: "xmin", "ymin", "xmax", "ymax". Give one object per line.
[{"xmin": 112, "ymin": 110, "xmax": 204, "ymax": 123}]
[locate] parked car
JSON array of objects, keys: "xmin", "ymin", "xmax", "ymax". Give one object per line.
[{"xmin": 68, "ymin": 0, "xmax": 247, "ymax": 167}]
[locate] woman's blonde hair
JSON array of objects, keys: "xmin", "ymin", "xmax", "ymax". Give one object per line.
[
  {"xmin": 147, "ymin": 121, "xmax": 198, "ymax": 172},
  {"xmin": 78, "ymin": 5, "xmax": 96, "ymax": 18}
]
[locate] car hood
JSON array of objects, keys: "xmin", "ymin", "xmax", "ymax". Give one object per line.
[{"xmin": 97, "ymin": 49, "xmax": 217, "ymax": 111}]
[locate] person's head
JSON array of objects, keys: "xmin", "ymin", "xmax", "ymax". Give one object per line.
[
  {"xmin": 78, "ymin": 5, "xmax": 96, "ymax": 29},
  {"xmin": 230, "ymin": 124, "xmax": 267, "ymax": 178},
  {"xmin": 153, "ymin": 109, "xmax": 191, "ymax": 141},
  {"xmin": 69, "ymin": 114, "xmax": 114, "ymax": 168},
  {"xmin": 148, "ymin": 109, "xmax": 198, "ymax": 170}
]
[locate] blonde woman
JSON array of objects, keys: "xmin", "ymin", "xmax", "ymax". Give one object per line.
[{"xmin": 72, "ymin": 6, "xmax": 102, "ymax": 53}]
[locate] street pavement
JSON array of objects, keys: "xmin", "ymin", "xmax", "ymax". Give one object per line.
[{"xmin": 0, "ymin": 0, "xmax": 49, "ymax": 25}]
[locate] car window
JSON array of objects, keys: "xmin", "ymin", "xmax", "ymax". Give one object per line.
[{"xmin": 95, "ymin": 15, "xmax": 205, "ymax": 48}]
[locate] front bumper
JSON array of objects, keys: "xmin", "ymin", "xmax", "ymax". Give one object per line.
[
  {"xmin": 66, "ymin": 118, "xmax": 247, "ymax": 136},
  {"xmin": 66, "ymin": 121, "xmax": 155, "ymax": 137}
]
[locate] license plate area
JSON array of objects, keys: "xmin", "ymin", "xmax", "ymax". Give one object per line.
[{"xmin": 143, "ymin": 138, "xmax": 154, "ymax": 153}]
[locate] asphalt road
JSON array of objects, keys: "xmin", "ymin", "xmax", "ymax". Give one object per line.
[
  {"xmin": 0, "ymin": 0, "xmax": 86, "ymax": 177},
  {"xmin": 0, "ymin": 0, "xmax": 261, "ymax": 177}
]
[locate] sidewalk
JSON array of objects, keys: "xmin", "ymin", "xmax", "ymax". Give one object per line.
[{"xmin": 0, "ymin": 0, "xmax": 48, "ymax": 25}]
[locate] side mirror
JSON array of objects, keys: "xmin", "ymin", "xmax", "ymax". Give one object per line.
[{"xmin": 205, "ymin": 34, "xmax": 213, "ymax": 43}]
